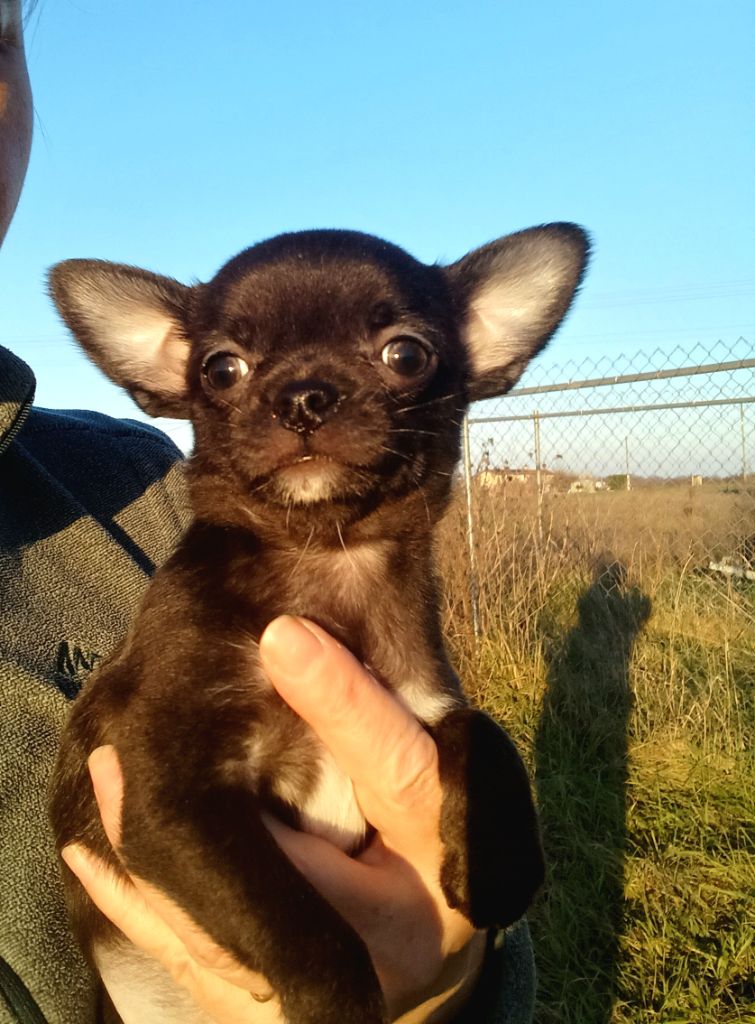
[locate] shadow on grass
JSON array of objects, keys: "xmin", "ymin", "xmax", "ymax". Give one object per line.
[{"xmin": 533, "ymin": 563, "xmax": 651, "ymax": 1024}]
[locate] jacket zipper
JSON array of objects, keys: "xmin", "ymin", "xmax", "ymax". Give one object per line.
[
  {"xmin": 0, "ymin": 392, "xmax": 33, "ymax": 459},
  {"xmin": 0, "ymin": 955, "xmax": 48, "ymax": 1024}
]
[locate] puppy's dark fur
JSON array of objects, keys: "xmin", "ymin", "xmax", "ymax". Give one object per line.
[{"xmin": 49, "ymin": 225, "xmax": 588, "ymax": 1024}]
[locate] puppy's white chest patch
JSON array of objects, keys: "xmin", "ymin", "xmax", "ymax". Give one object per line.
[
  {"xmin": 395, "ymin": 682, "xmax": 457, "ymax": 725},
  {"xmin": 299, "ymin": 746, "xmax": 367, "ymax": 851}
]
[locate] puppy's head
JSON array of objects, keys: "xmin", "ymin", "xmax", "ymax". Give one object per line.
[{"xmin": 49, "ymin": 226, "xmax": 588, "ymax": 536}]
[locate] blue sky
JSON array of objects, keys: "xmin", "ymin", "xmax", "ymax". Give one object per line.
[{"xmin": 1, "ymin": 0, "xmax": 753, "ymax": 453}]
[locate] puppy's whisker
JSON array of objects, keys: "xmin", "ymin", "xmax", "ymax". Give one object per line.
[
  {"xmin": 248, "ymin": 477, "xmax": 274, "ymax": 496},
  {"xmin": 396, "ymin": 392, "xmax": 464, "ymax": 415},
  {"xmin": 217, "ymin": 396, "xmax": 242, "ymax": 414},
  {"xmin": 388, "ymin": 428, "xmax": 442, "ymax": 438},
  {"xmin": 289, "ymin": 525, "xmax": 315, "ymax": 580},
  {"xmin": 415, "ymin": 483, "xmax": 433, "ymax": 526},
  {"xmin": 380, "ymin": 444, "xmax": 410, "ymax": 460},
  {"xmin": 221, "ymin": 640, "xmax": 256, "ymax": 653},
  {"xmin": 335, "ymin": 520, "xmax": 357, "ymax": 570}
]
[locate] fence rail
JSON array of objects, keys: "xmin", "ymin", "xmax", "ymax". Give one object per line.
[
  {"xmin": 498, "ymin": 355, "xmax": 755, "ymax": 397},
  {"xmin": 470, "ymin": 393, "xmax": 755, "ymax": 424}
]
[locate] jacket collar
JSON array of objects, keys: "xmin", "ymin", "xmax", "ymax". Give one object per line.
[{"xmin": 0, "ymin": 346, "xmax": 36, "ymax": 456}]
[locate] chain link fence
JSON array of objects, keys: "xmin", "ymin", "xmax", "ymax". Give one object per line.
[{"xmin": 456, "ymin": 338, "xmax": 755, "ymax": 637}]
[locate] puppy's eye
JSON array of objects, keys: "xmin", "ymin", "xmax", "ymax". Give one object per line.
[
  {"xmin": 381, "ymin": 337, "xmax": 434, "ymax": 377},
  {"xmin": 202, "ymin": 353, "xmax": 249, "ymax": 391}
]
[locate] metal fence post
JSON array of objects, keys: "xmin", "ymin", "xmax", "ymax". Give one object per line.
[
  {"xmin": 741, "ymin": 403, "xmax": 748, "ymax": 482},
  {"xmin": 461, "ymin": 414, "xmax": 481, "ymax": 643},
  {"xmin": 625, "ymin": 435, "xmax": 632, "ymax": 491},
  {"xmin": 533, "ymin": 410, "xmax": 544, "ymax": 546}
]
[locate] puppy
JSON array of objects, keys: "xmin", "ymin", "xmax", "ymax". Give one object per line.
[{"xmin": 49, "ymin": 224, "xmax": 588, "ymax": 1024}]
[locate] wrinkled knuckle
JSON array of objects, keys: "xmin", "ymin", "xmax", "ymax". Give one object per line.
[
  {"xmin": 320, "ymin": 660, "xmax": 373, "ymax": 730},
  {"xmin": 386, "ymin": 730, "xmax": 439, "ymax": 811},
  {"xmin": 189, "ymin": 940, "xmax": 236, "ymax": 974},
  {"xmin": 327, "ymin": 664, "xmax": 362, "ymax": 718},
  {"xmin": 165, "ymin": 950, "xmax": 201, "ymax": 993}
]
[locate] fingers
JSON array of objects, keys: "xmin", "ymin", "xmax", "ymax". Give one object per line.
[
  {"xmin": 261, "ymin": 815, "xmax": 394, "ymax": 935},
  {"xmin": 88, "ymin": 745, "xmax": 124, "ymax": 847},
  {"xmin": 81, "ymin": 748, "xmax": 279, "ymax": 1015},
  {"xmin": 61, "ymin": 845, "xmax": 279, "ymax": 1022},
  {"xmin": 78, "ymin": 640, "xmax": 479, "ymax": 1024},
  {"xmin": 59, "ymin": 843, "xmax": 190, "ymax": 980},
  {"xmin": 261, "ymin": 813, "xmax": 369, "ymax": 893},
  {"xmin": 259, "ymin": 616, "xmax": 443, "ymax": 867}
]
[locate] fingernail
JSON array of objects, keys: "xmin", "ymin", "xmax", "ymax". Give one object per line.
[
  {"xmin": 87, "ymin": 745, "xmax": 116, "ymax": 802},
  {"xmin": 88, "ymin": 745, "xmax": 114, "ymax": 774},
  {"xmin": 260, "ymin": 615, "xmax": 325, "ymax": 676},
  {"xmin": 61, "ymin": 843, "xmax": 87, "ymax": 873}
]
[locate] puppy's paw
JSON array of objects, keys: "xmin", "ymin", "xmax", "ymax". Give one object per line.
[{"xmin": 431, "ymin": 708, "xmax": 545, "ymax": 928}]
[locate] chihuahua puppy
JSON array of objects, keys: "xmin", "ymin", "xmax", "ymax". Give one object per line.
[{"xmin": 49, "ymin": 224, "xmax": 588, "ymax": 1024}]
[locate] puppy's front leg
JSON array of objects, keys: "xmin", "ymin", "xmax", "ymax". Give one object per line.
[
  {"xmin": 429, "ymin": 708, "xmax": 545, "ymax": 929},
  {"xmin": 117, "ymin": 776, "xmax": 386, "ymax": 1024}
]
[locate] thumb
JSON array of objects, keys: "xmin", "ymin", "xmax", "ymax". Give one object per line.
[{"xmin": 259, "ymin": 616, "xmax": 442, "ymax": 865}]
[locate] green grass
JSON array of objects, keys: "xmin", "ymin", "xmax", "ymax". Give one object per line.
[{"xmin": 437, "ymin": 486, "xmax": 755, "ymax": 1023}]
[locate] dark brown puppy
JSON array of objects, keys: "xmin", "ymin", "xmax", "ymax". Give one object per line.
[{"xmin": 49, "ymin": 225, "xmax": 588, "ymax": 1024}]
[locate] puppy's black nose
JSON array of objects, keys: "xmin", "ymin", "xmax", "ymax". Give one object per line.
[{"xmin": 272, "ymin": 380, "xmax": 340, "ymax": 434}]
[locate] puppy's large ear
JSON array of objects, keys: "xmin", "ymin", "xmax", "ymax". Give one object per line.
[
  {"xmin": 446, "ymin": 224, "xmax": 589, "ymax": 401},
  {"xmin": 48, "ymin": 260, "xmax": 193, "ymax": 418}
]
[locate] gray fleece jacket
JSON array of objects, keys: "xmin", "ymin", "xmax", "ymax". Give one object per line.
[{"xmin": 0, "ymin": 346, "xmax": 535, "ymax": 1024}]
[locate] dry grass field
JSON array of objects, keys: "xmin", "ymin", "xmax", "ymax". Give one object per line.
[{"xmin": 436, "ymin": 481, "xmax": 755, "ymax": 1024}]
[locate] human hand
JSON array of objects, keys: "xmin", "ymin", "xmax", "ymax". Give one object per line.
[
  {"xmin": 62, "ymin": 615, "xmax": 486, "ymax": 1023},
  {"xmin": 259, "ymin": 616, "xmax": 486, "ymax": 1022}
]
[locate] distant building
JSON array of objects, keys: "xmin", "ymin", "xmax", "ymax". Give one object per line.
[
  {"xmin": 568, "ymin": 478, "xmax": 596, "ymax": 494},
  {"xmin": 477, "ymin": 469, "xmax": 526, "ymax": 487},
  {"xmin": 477, "ymin": 468, "xmax": 555, "ymax": 492}
]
